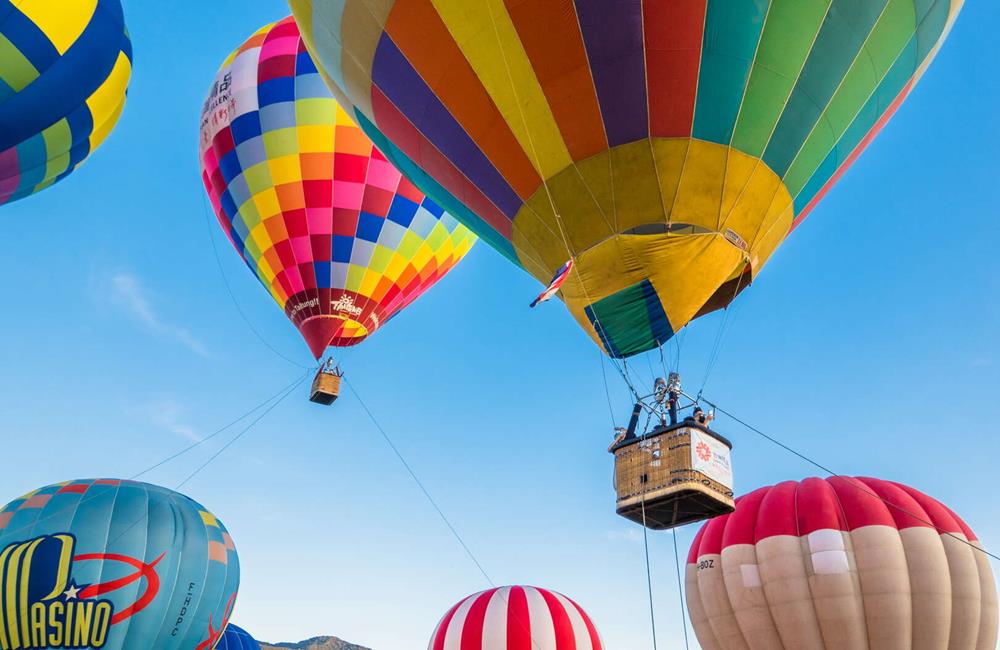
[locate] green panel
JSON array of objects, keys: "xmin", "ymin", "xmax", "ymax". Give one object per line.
[
  {"xmin": 792, "ymin": 0, "xmax": 952, "ymax": 210},
  {"xmin": 784, "ymin": 0, "xmax": 917, "ymax": 195},
  {"xmin": 692, "ymin": 0, "xmax": 770, "ymax": 145},
  {"xmin": 731, "ymin": 0, "xmax": 832, "ymax": 157},
  {"xmin": 397, "ymin": 230, "xmax": 422, "ymax": 258},
  {"xmin": 369, "ymin": 244, "xmax": 393, "ymax": 273},
  {"xmin": 294, "ymin": 98, "xmax": 337, "ymax": 126},
  {"xmin": 584, "ymin": 279, "xmax": 673, "ymax": 359},
  {"xmin": 262, "ymin": 126, "xmax": 299, "ymax": 158},
  {"xmin": 0, "ymin": 35, "xmax": 38, "ymax": 99},
  {"xmin": 763, "ymin": 0, "xmax": 889, "ymax": 177}
]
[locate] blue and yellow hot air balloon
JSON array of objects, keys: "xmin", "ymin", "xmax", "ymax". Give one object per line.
[
  {"xmin": 289, "ymin": 0, "xmax": 961, "ymax": 358},
  {"xmin": 0, "ymin": 479, "xmax": 240, "ymax": 650},
  {"xmin": 0, "ymin": 0, "xmax": 132, "ymax": 206},
  {"xmin": 217, "ymin": 624, "xmax": 262, "ymax": 650}
]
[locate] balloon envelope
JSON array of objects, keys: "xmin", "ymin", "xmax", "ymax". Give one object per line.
[
  {"xmin": 290, "ymin": 0, "xmax": 961, "ymax": 357},
  {"xmin": 0, "ymin": 0, "xmax": 132, "ymax": 205},
  {"xmin": 199, "ymin": 17, "xmax": 475, "ymax": 359},
  {"xmin": 217, "ymin": 624, "xmax": 261, "ymax": 650},
  {"xmin": 0, "ymin": 478, "xmax": 240, "ymax": 650},
  {"xmin": 428, "ymin": 585, "xmax": 604, "ymax": 650},
  {"xmin": 686, "ymin": 476, "xmax": 998, "ymax": 650}
]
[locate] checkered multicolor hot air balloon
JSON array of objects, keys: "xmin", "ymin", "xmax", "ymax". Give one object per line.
[
  {"xmin": 217, "ymin": 624, "xmax": 261, "ymax": 650},
  {"xmin": 428, "ymin": 586, "xmax": 604, "ymax": 650},
  {"xmin": 199, "ymin": 17, "xmax": 475, "ymax": 359},
  {"xmin": 0, "ymin": 0, "xmax": 132, "ymax": 206},
  {"xmin": 0, "ymin": 479, "xmax": 240, "ymax": 650},
  {"xmin": 289, "ymin": 0, "xmax": 962, "ymax": 358},
  {"xmin": 686, "ymin": 476, "xmax": 998, "ymax": 650}
]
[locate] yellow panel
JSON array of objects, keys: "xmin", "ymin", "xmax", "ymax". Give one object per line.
[
  {"xmin": 512, "ymin": 137, "xmax": 793, "ymax": 350},
  {"xmin": 268, "ymin": 154, "xmax": 304, "ymax": 186},
  {"xmin": 86, "ymin": 52, "xmax": 131, "ymax": 149},
  {"xmin": 432, "ymin": 0, "xmax": 572, "ymax": 180},
  {"xmin": 15, "ymin": 0, "xmax": 97, "ymax": 54},
  {"xmin": 297, "ymin": 125, "xmax": 336, "ymax": 153},
  {"xmin": 251, "ymin": 188, "xmax": 282, "ymax": 220}
]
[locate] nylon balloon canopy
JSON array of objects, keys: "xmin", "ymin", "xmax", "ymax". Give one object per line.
[
  {"xmin": 289, "ymin": 0, "xmax": 962, "ymax": 358},
  {"xmin": 200, "ymin": 17, "xmax": 475, "ymax": 359}
]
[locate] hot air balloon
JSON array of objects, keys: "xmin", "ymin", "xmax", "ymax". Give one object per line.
[
  {"xmin": 199, "ymin": 17, "xmax": 475, "ymax": 403},
  {"xmin": 0, "ymin": 0, "xmax": 132, "ymax": 206},
  {"xmin": 289, "ymin": 0, "xmax": 961, "ymax": 359},
  {"xmin": 217, "ymin": 624, "xmax": 261, "ymax": 650},
  {"xmin": 0, "ymin": 478, "xmax": 240, "ymax": 650},
  {"xmin": 429, "ymin": 585, "xmax": 604, "ymax": 650},
  {"xmin": 686, "ymin": 476, "xmax": 998, "ymax": 650}
]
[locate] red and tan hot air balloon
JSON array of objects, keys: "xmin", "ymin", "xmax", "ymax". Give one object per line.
[
  {"xmin": 686, "ymin": 476, "xmax": 998, "ymax": 650},
  {"xmin": 428, "ymin": 585, "xmax": 603, "ymax": 650}
]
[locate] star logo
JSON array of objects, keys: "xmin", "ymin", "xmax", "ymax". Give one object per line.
[{"xmin": 63, "ymin": 581, "xmax": 82, "ymax": 600}]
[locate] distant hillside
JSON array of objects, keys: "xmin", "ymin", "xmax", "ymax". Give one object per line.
[{"xmin": 260, "ymin": 637, "xmax": 371, "ymax": 650}]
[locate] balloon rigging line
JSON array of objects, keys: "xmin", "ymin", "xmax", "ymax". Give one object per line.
[
  {"xmin": 105, "ymin": 372, "xmax": 309, "ymax": 550},
  {"xmin": 599, "ymin": 351, "xmax": 618, "ymax": 429},
  {"xmin": 671, "ymin": 529, "xmax": 692, "ymax": 650},
  {"xmin": 0, "ymin": 369, "xmax": 310, "ymax": 541},
  {"xmin": 700, "ymin": 396, "xmax": 1000, "ymax": 564},
  {"xmin": 200, "ymin": 190, "xmax": 312, "ymax": 370},
  {"xmin": 640, "ymin": 497, "xmax": 659, "ymax": 650},
  {"xmin": 343, "ymin": 376, "xmax": 495, "ymax": 587},
  {"xmin": 174, "ymin": 372, "xmax": 309, "ymax": 490},
  {"xmin": 700, "ymin": 270, "xmax": 749, "ymax": 395},
  {"xmin": 344, "ymin": 376, "xmax": 549, "ymax": 650},
  {"xmin": 132, "ymin": 370, "xmax": 311, "ymax": 481}
]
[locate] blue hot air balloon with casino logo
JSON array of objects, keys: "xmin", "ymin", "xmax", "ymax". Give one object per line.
[
  {"xmin": 0, "ymin": 479, "xmax": 240, "ymax": 650},
  {"xmin": 217, "ymin": 624, "xmax": 262, "ymax": 650}
]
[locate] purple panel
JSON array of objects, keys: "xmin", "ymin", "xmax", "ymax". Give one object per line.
[
  {"xmin": 574, "ymin": 0, "xmax": 649, "ymax": 147},
  {"xmin": 371, "ymin": 34, "xmax": 522, "ymax": 219}
]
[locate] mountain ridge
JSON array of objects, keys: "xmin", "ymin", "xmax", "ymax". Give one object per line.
[{"xmin": 260, "ymin": 636, "xmax": 371, "ymax": 650}]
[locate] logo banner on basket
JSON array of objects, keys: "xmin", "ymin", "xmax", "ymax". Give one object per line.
[{"xmin": 690, "ymin": 429, "xmax": 733, "ymax": 489}]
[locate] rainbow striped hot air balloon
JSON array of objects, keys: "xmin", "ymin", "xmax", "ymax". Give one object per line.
[
  {"xmin": 686, "ymin": 476, "xmax": 998, "ymax": 650},
  {"xmin": 0, "ymin": 0, "xmax": 132, "ymax": 206},
  {"xmin": 199, "ymin": 17, "xmax": 475, "ymax": 360},
  {"xmin": 289, "ymin": 0, "xmax": 962, "ymax": 358},
  {"xmin": 217, "ymin": 624, "xmax": 261, "ymax": 650},
  {"xmin": 0, "ymin": 479, "xmax": 240, "ymax": 650},
  {"xmin": 428, "ymin": 585, "xmax": 604, "ymax": 650}
]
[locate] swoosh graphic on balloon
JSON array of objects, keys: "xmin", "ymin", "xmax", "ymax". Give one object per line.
[{"xmin": 75, "ymin": 551, "xmax": 165, "ymax": 624}]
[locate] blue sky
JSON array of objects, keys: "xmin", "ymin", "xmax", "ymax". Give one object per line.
[{"xmin": 0, "ymin": 1, "xmax": 997, "ymax": 648}]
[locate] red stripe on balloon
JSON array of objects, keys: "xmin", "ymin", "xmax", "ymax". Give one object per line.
[
  {"xmin": 461, "ymin": 589, "xmax": 495, "ymax": 649},
  {"xmin": 507, "ymin": 586, "xmax": 532, "ymax": 650},
  {"xmin": 643, "ymin": 0, "xmax": 707, "ymax": 137},
  {"xmin": 541, "ymin": 588, "xmax": 576, "ymax": 649},
  {"xmin": 567, "ymin": 596, "xmax": 603, "ymax": 649},
  {"xmin": 431, "ymin": 598, "xmax": 464, "ymax": 650},
  {"xmin": 793, "ymin": 79, "xmax": 915, "ymax": 229}
]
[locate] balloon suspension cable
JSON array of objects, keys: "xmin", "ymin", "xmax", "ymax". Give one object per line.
[
  {"xmin": 345, "ymin": 374, "xmax": 547, "ymax": 650},
  {"xmin": 200, "ymin": 189, "xmax": 311, "ymax": 370},
  {"xmin": 694, "ymin": 392, "xmax": 1000, "ymax": 564},
  {"xmin": 700, "ymin": 269, "xmax": 749, "ymax": 395},
  {"xmin": 672, "ymin": 529, "xmax": 692, "ymax": 650},
  {"xmin": 640, "ymin": 496, "xmax": 659, "ymax": 650},
  {"xmin": 101, "ymin": 371, "xmax": 310, "ymax": 550},
  {"xmin": 0, "ymin": 368, "xmax": 311, "ymax": 541}
]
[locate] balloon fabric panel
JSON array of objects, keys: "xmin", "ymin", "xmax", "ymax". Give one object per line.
[
  {"xmin": 685, "ymin": 476, "xmax": 998, "ymax": 649},
  {"xmin": 0, "ymin": 479, "xmax": 240, "ymax": 650},
  {"xmin": 289, "ymin": 0, "xmax": 961, "ymax": 358},
  {"xmin": 199, "ymin": 17, "xmax": 475, "ymax": 359}
]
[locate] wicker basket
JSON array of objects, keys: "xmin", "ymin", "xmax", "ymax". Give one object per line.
[
  {"xmin": 309, "ymin": 371, "xmax": 341, "ymax": 405},
  {"xmin": 612, "ymin": 422, "xmax": 734, "ymax": 530}
]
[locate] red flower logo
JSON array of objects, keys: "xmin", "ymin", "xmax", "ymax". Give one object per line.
[{"xmin": 696, "ymin": 442, "xmax": 713, "ymax": 462}]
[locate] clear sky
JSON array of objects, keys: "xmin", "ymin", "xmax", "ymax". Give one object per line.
[{"xmin": 0, "ymin": 1, "xmax": 997, "ymax": 648}]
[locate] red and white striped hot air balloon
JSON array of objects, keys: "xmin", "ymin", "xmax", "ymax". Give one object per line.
[
  {"xmin": 428, "ymin": 586, "xmax": 604, "ymax": 650},
  {"xmin": 686, "ymin": 476, "xmax": 998, "ymax": 650}
]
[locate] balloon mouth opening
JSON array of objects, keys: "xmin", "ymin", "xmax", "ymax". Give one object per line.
[{"xmin": 299, "ymin": 315, "xmax": 370, "ymax": 359}]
